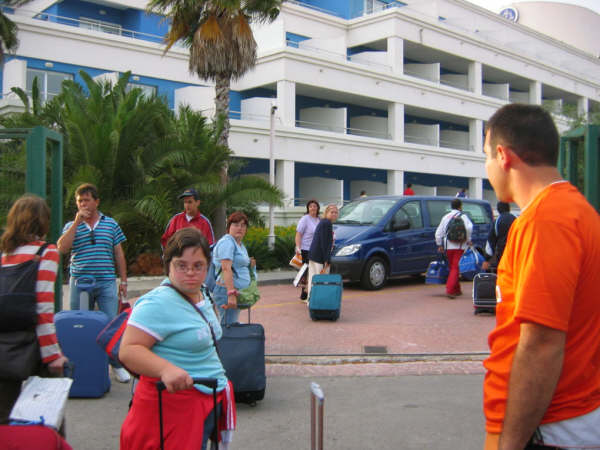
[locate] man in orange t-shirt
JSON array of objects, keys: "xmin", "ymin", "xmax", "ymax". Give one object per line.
[{"xmin": 482, "ymin": 104, "xmax": 600, "ymax": 450}]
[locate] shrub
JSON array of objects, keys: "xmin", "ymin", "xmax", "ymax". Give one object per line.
[{"xmin": 243, "ymin": 225, "xmax": 296, "ymax": 270}]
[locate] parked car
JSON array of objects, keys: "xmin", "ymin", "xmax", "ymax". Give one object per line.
[{"xmin": 330, "ymin": 195, "xmax": 493, "ymax": 290}]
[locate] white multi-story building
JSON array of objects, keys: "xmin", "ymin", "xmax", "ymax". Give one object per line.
[{"xmin": 2, "ymin": 0, "xmax": 599, "ymax": 221}]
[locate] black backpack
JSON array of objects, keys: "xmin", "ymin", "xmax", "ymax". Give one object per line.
[
  {"xmin": 446, "ymin": 213, "xmax": 467, "ymax": 243},
  {"xmin": 0, "ymin": 243, "xmax": 49, "ymax": 332}
]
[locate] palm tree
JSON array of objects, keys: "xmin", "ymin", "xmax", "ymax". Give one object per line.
[
  {"xmin": 0, "ymin": 0, "xmax": 29, "ymax": 62},
  {"xmin": 134, "ymin": 105, "xmax": 283, "ymax": 240},
  {"xmin": 147, "ymin": 0, "xmax": 284, "ymax": 238}
]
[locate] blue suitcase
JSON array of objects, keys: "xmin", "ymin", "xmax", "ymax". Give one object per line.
[
  {"xmin": 55, "ymin": 310, "xmax": 111, "ymax": 398},
  {"xmin": 309, "ymin": 274, "xmax": 342, "ymax": 321},
  {"xmin": 425, "ymin": 258, "xmax": 449, "ymax": 284}
]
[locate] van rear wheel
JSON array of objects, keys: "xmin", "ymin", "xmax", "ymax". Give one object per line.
[{"xmin": 361, "ymin": 257, "xmax": 387, "ymax": 290}]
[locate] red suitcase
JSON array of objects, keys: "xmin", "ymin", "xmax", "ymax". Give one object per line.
[{"xmin": 0, "ymin": 425, "xmax": 72, "ymax": 449}]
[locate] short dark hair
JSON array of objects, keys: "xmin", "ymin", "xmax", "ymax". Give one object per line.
[
  {"xmin": 75, "ymin": 183, "xmax": 99, "ymax": 200},
  {"xmin": 407, "ymin": 183, "xmax": 412, "ymax": 188},
  {"xmin": 226, "ymin": 211, "xmax": 249, "ymax": 232},
  {"xmin": 451, "ymin": 198, "xmax": 462, "ymax": 210},
  {"xmin": 163, "ymin": 228, "xmax": 210, "ymax": 275},
  {"xmin": 497, "ymin": 201, "xmax": 510, "ymax": 213},
  {"xmin": 486, "ymin": 104, "xmax": 558, "ymax": 167},
  {"xmin": 305, "ymin": 199, "xmax": 320, "ymax": 215}
]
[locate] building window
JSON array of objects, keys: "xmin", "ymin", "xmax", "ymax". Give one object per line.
[
  {"xmin": 126, "ymin": 83, "xmax": 157, "ymax": 98},
  {"xmin": 26, "ymin": 69, "xmax": 72, "ymax": 102},
  {"xmin": 364, "ymin": 0, "xmax": 387, "ymax": 14},
  {"xmin": 79, "ymin": 17, "xmax": 122, "ymax": 35}
]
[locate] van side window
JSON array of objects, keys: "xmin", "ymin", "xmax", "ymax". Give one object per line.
[
  {"xmin": 461, "ymin": 203, "xmax": 491, "ymax": 224},
  {"xmin": 427, "ymin": 200, "xmax": 452, "ymax": 227},
  {"xmin": 388, "ymin": 201, "xmax": 423, "ymax": 231}
]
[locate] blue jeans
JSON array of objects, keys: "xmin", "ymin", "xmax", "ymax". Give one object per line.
[
  {"xmin": 69, "ymin": 277, "xmax": 122, "ymax": 368},
  {"xmin": 212, "ymin": 285, "xmax": 239, "ymax": 326}
]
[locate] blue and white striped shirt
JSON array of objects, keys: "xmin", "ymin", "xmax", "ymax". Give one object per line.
[{"xmin": 62, "ymin": 213, "xmax": 126, "ymax": 280}]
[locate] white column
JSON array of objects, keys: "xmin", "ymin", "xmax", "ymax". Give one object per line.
[
  {"xmin": 468, "ymin": 61, "xmax": 482, "ymax": 95},
  {"xmin": 469, "ymin": 119, "xmax": 483, "ymax": 153},
  {"xmin": 388, "ymin": 103, "xmax": 404, "ymax": 143},
  {"xmin": 276, "ymin": 160, "xmax": 295, "ymax": 208},
  {"xmin": 387, "ymin": 36, "xmax": 403, "ymax": 75},
  {"xmin": 468, "ymin": 177, "xmax": 483, "ymax": 200},
  {"xmin": 529, "ymin": 81, "xmax": 542, "ymax": 105},
  {"xmin": 387, "ymin": 170, "xmax": 404, "ymax": 195},
  {"xmin": 276, "ymin": 80, "xmax": 296, "ymax": 127},
  {"xmin": 3, "ymin": 59, "xmax": 27, "ymax": 97},
  {"xmin": 578, "ymin": 97, "xmax": 589, "ymax": 120}
]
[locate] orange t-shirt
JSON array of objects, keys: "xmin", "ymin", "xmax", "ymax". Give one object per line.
[{"xmin": 483, "ymin": 182, "xmax": 600, "ymax": 433}]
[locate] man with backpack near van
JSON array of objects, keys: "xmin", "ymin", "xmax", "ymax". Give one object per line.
[
  {"xmin": 482, "ymin": 104, "xmax": 600, "ymax": 449},
  {"xmin": 435, "ymin": 198, "xmax": 473, "ymax": 298}
]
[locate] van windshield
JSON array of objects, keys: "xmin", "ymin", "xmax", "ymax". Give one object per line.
[{"xmin": 337, "ymin": 199, "xmax": 398, "ymax": 225}]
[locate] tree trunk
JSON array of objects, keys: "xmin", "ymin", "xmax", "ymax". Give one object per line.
[{"xmin": 213, "ymin": 73, "xmax": 231, "ymax": 239}]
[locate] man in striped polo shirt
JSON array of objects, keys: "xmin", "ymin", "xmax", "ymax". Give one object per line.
[{"xmin": 57, "ymin": 183, "xmax": 130, "ymax": 383}]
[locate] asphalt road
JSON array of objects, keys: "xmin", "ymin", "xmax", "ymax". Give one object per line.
[
  {"xmin": 62, "ymin": 278, "xmax": 494, "ymax": 449},
  {"xmin": 65, "ymin": 373, "xmax": 486, "ymax": 450}
]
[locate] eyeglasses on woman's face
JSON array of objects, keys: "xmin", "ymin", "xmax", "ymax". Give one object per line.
[{"xmin": 171, "ymin": 261, "xmax": 207, "ymax": 274}]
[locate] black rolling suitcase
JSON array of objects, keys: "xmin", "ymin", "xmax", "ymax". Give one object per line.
[
  {"xmin": 217, "ymin": 323, "xmax": 266, "ymax": 405},
  {"xmin": 472, "ymin": 272, "xmax": 497, "ymax": 315}
]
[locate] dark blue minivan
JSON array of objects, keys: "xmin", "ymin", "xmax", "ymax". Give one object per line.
[{"xmin": 330, "ymin": 196, "xmax": 493, "ymax": 290}]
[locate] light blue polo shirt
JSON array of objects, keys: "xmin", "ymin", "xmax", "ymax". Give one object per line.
[
  {"xmin": 127, "ymin": 282, "xmax": 227, "ymax": 394},
  {"xmin": 213, "ymin": 235, "xmax": 252, "ymax": 290}
]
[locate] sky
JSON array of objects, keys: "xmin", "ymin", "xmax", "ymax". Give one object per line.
[{"xmin": 464, "ymin": 0, "xmax": 600, "ymax": 15}]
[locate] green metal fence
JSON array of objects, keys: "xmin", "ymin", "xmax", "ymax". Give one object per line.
[{"xmin": 0, "ymin": 127, "xmax": 64, "ymax": 310}]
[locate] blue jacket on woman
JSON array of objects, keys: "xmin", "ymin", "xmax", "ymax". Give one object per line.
[{"xmin": 308, "ymin": 218, "xmax": 334, "ymax": 264}]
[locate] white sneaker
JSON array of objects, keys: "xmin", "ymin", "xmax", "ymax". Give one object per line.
[{"xmin": 113, "ymin": 367, "xmax": 131, "ymax": 383}]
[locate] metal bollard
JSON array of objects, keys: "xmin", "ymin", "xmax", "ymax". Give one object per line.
[{"xmin": 310, "ymin": 382, "xmax": 325, "ymax": 450}]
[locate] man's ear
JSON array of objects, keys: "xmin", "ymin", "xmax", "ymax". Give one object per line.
[{"xmin": 496, "ymin": 145, "xmax": 514, "ymax": 170}]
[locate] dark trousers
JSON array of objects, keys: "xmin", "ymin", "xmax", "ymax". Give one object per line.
[
  {"xmin": 300, "ymin": 250, "xmax": 309, "ymax": 289},
  {"xmin": 0, "ymin": 379, "xmax": 22, "ymax": 424}
]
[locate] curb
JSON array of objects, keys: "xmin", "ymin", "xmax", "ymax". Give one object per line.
[{"xmin": 265, "ymin": 352, "xmax": 490, "ymax": 366}]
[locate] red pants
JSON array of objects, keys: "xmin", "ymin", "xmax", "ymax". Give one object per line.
[
  {"xmin": 445, "ymin": 249, "xmax": 464, "ymax": 296},
  {"xmin": 120, "ymin": 377, "xmax": 235, "ymax": 450}
]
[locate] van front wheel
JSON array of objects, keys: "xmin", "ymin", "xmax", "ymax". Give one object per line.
[{"xmin": 361, "ymin": 257, "xmax": 387, "ymax": 290}]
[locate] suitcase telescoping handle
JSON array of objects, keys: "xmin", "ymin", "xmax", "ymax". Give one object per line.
[
  {"xmin": 310, "ymin": 382, "xmax": 325, "ymax": 450},
  {"xmin": 156, "ymin": 378, "xmax": 219, "ymax": 450}
]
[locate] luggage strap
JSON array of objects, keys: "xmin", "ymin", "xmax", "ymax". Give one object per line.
[{"xmin": 164, "ymin": 283, "xmax": 221, "ymax": 360}]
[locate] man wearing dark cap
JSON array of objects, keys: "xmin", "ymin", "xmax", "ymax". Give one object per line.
[{"xmin": 160, "ymin": 188, "xmax": 215, "ymax": 248}]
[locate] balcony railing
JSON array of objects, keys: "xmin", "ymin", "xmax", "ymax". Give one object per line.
[{"xmin": 5, "ymin": 7, "xmax": 186, "ymax": 48}]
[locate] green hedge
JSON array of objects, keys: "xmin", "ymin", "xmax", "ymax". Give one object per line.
[{"xmin": 243, "ymin": 225, "xmax": 296, "ymax": 270}]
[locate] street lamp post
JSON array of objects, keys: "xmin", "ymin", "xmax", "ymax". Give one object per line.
[{"xmin": 268, "ymin": 102, "xmax": 277, "ymax": 250}]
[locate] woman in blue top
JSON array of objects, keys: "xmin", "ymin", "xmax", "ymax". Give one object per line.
[
  {"xmin": 119, "ymin": 228, "xmax": 235, "ymax": 450},
  {"xmin": 212, "ymin": 211, "xmax": 256, "ymax": 325}
]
